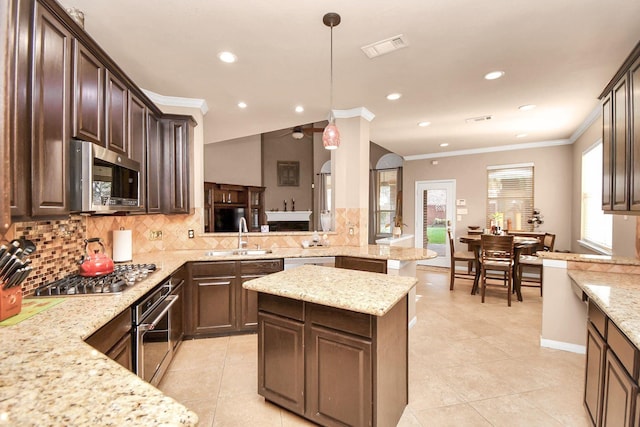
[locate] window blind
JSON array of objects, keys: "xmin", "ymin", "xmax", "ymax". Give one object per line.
[{"xmin": 486, "ymin": 165, "xmax": 534, "ymax": 231}]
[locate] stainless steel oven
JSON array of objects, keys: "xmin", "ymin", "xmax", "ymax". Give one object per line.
[{"xmin": 133, "ymin": 278, "xmax": 181, "ymax": 386}]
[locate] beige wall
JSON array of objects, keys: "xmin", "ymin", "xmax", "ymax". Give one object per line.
[
  {"xmin": 570, "ymin": 117, "xmax": 637, "ymax": 257},
  {"xmin": 203, "ymin": 135, "xmax": 262, "ymax": 186},
  {"xmin": 403, "ymin": 144, "xmax": 574, "ymax": 251}
]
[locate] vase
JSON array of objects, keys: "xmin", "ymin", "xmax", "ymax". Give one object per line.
[{"xmin": 320, "ymin": 211, "xmax": 332, "ymax": 232}]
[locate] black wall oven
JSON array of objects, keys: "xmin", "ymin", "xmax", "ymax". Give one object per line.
[{"xmin": 133, "ymin": 278, "xmax": 182, "ymax": 386}]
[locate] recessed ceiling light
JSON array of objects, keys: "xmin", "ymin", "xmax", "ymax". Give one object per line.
[
  {"xmin": 518, "ymin": 104, "xmax": 536, "ymax": 111},
  {"xmin": 418, "ymin": 121, "xmax": 431, "ymax": 127},
  {"xmin": 386, "ymin": 93, "xmax": 402, "ymax": 101},
  {"xmin": 516, "ymin": 133, "xmax": 528, "ymax": 138},
  {"xmin": 484, "ymin": 71, "xmax": 505, "ymax": 80},
  {"xmin": 295, "ymin": 105, "xmax": 304, "ymax": 113},
  {"xmin": 237, "ymin": 101, "xmax": 247, "ymax": 109},
  {"xmin": 439, "ymin": 143, "xmax": 449, "ymax": 147},
  {"xmin": 218, "ymin": 51, "xmax": 237, "ymax": 63}
]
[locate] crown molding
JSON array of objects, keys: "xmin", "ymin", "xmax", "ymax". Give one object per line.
[
  {"xmin": 332, "ymin": 107, "xmax": 375, "ymax": 122},
  {"xmin": 142, "ymin": 89, "xmax": 209, "ymax": 115},
  {"xmin": 569, "ymin": 103, "xmax": 601, "ymax": 144},
  {"xmin": 404, "ymin": 139, "xmax": 572, "ymax": 161}
]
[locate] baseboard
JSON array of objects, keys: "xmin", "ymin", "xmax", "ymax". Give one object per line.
[{"xmin": 540, "ymin": 337, "xmax": 586, "ymax": 354}]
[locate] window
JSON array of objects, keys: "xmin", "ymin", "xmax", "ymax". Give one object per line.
[
  {"xmin": 487, "ymin": 164, "xmax": 534, "ymax": 231},
  {"xmin": 581, "ymin": 142, "xmax": 612, "ymax": 252},
  {"xmin": 374, "ymin": 168, "xmax": 399, "ymax": 235}
]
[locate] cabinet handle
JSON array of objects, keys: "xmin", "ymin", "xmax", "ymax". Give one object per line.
[{"xmin": 198, "ymin": 280, "xmax": 231, "ymax": 287}]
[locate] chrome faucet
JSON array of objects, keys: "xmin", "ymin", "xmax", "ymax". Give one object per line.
[{"xmin": 238, "ymin": 217, "xmax": 248, "ymax": 249}]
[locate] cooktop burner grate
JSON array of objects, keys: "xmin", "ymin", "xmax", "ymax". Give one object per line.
[{"xmin": 34, "ymin": 263, "xmax": 157, "ymax": 296}]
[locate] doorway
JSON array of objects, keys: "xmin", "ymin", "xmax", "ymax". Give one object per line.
[{"xmin": 415, "ymin": 180, "xmax": 456, "ymax": 267}]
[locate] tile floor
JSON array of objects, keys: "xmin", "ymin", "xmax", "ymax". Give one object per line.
[{"xmin": 158, "ymin": 267, "xmax": 590, "ymax": 426}]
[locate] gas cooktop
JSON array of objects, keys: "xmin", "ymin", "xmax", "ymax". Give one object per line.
[{"xmin": 34, "ymin": 263, "xmax": 157, "ymax": 296}]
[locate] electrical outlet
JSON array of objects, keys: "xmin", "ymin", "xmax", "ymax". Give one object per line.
[
  {"xmin": 188, "ymin": 229, "xmax": 195, "ymax": 239},
  {"xmin": 349, "ymin": 227, "xmax": 354, "ymax": 236},
  {"xmin": 149, "ymin": 230, "xmax": 163, "ymax": 241}
]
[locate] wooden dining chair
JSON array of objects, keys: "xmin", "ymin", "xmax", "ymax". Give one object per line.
[
  {"xmin": 518, "ymin": 233, "xmax": 555, "ymax": 296},
  {"xmin": 447, "ymin": 229, "xmax": 475, "ymax": 290},
  {"xmin": 480, "ymin": 234, "xmax": 515, "ymax": 306}
]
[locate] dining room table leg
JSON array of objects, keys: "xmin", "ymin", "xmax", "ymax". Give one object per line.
[
  {"xmin": 470, "ymin": 244, "xmax": 481, "ymax": 295},
  {"xmin": 513, "ymin": 247, "xmax": 523, "ymax": 302}
]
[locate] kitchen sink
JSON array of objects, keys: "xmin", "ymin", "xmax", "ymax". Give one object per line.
[{"xmin": 205, "ymin": 249, "xmax": 273, "ymax": 257}]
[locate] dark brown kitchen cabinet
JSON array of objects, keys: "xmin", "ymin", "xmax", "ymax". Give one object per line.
[
  {"xmin": 335, "ymin": 256, "xmax": 387, "ymax": 274},
  {"xmin": 162, "ymin": 115, "xmax": 195, "ymax": 214},
  {"xmin": 585, "ymin": 321, "xmax": 607, "ymax": 426},
  {"xmin": 629, "ymin": 56, "xmax": 640, "ymax": 211},
  {"xmin": 602, "ymin": 94, "xmax": 613, "ymax": 211},
  {"xmin": 31, "ymin": 2, "xmax": 72, "ymax": 217},
  {"xmin": 105, "ymin": 71, "xmax": 128, "ymax": 156},
  {"xmin": 612, "ymin": 77, "xmax": 629, "ymax": 211},
  {"xmin": 85, "ymin": 308, "xmax": 133, "ymax": 372},
  {"xmin": 186, "ymin": 259, "xmax": 284, "ymax": 337},
  {"xmin": 146, "ymin": 112, "xmax": 162, "ymax": 213},
  {"xmin": 257, "ymin": 293, "xmax": 408, "ymax": 427},
  {"xmin": 601, "ymin": 350, "xmax": 637, "ymax": 426},
  {"xmin": 72, "ymin": 40, "xmax": 104, "ymax": 146},
  {"xmin": 170, "ymin": 266, "xmax": 186, "ymax": 352},
  {"xmin": 129, "ymin": 93, "xmax": 146, "ymax": 211}
]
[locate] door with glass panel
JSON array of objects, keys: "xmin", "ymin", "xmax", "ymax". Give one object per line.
[{"xmin": 415, "ymin": 180, "xmax": 456, "ymax": 267}]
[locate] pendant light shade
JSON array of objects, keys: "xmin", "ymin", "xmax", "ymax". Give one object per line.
[{"xmin": 323, "ymin": 12, "xmax": 341, "ymax": 150}]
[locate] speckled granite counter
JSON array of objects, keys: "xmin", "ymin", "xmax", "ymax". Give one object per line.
[
  {"xmin": 569, "ymin": 269, "xmax": 640, "ymax": 350},
  {"xmin": 539, "ymin": 251, "xmax": 640, "ymax": 267},
  {"xmin": 242, "ymin": 265, "xmax": 418, "ymax": 316},
  {"xmin": 0, "ymin": 245, "xmax": 432, "ymax": 425}
]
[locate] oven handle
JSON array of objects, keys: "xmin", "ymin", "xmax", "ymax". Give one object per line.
[{"xmin": 138, "ymin": 295, "xmax": 179, "ymax": 332}]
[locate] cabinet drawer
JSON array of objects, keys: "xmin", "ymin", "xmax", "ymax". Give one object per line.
[
  {"xmin": 589, "ymin": 301, "xmax": 607, "ymax": 338},
  {"xmin": 191, "ymin": 261, "xmax": 236, "ymax": 278},
  {"xmin": 85, "ymin": 308, "xmax": 132, "ymax": 354},
  {"xmin": 608, "ymin": 319, "xmax": 639, "ymax": 379},
  {"xmin": 259, "ymin": 293, "xmax": 303, "ymax": 321},
  {"xmin": 241, "ymin": 259, "xmax": 283, "ymax": 275},
  {"xmin": 308, "ymin": 303, "xmax": 372, "ymax": 339}
]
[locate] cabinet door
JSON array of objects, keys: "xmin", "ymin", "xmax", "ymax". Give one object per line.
[
  {"xmin": 129, "ymin": 93, "xmax": 146, "ymax": 211},
  {"xmin": 305, "ymin": 324, "xmax": 372, "ymax": 427},
  {"xmin": 335, "ymin": 256, "xmax": 387, "ymax": 274},
  {"xmin": 107, "ymin": 332, "xmax": 133, "ymax": 372},
  {"xmin": 170, "ymin": 280, "xmax": 185, "ymax": 352},
  {"xmin": 602, "ymin": 350, "xmax": 637, "ymax": 427},
  {"xmin": 585, "ymin": 322, "xmax": 607, "ymax": 427},
  {"xmin": 146, "ymin": 112, "xmax": 162, "ymax": 213},
  {"xmin": 629, "ymin": 57, "xmax": 640, "ymax": 211},
  {"xmin": 31, "ymin": 3, "xmax": 72, "ymax": 217},
  {"xmin": 72, "ymin": 41, "xmax": 104, "ymax": 145},
  {"xmin": 602, "ymin": 94, "xmax": 613, "ymax": 211},
  {"xmin": 105, "ymin": 70, "xmax": 128, "ymax": 155},
  {"xmin": 163, "ymin": 119, "xmax": 190, "ymax": 214},
  {"xmin": 258, "ymin": 311, "xmax": 305, "ymax": 415},
  {"xmin": 192, "ymin": 277, "xmax": 235, "ymax": 334},
  {"xmin": 612, "ymin": 77, "xmax": 629, "ymax": 211}
]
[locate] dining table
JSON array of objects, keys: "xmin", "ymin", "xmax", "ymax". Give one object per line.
[{"xmin": 459, "ymin": 234, "xmax": 541, "ymax": 302}]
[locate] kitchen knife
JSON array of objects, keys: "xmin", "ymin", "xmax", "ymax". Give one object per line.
[
  {"xmin": 2, "ymin": 259, "xmax": 28, "ymax": 282},
  {"xmin": 5, "ymin": 240, "xmax": 21, "ymax": 256},
  {"xmin": 0, "ymin": 251, "xmax": 14, "ymax": 270},
  {"xmin": 4, "ymin": 267, "xmax": 24, "ymax": 289},
  {"xmin": 0, "ymin": 244, "xmax": 8, "ymax": 259},
  {"xmin": 0, "ymin": 255, "xmax": 20, "ymax": 280},
  {"xmin": 7, "ymin": 267, "xmax": 32, "ymax": 289}
]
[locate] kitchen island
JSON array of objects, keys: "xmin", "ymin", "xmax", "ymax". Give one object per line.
[{"xmin": 243, "ymin": 265, "xmax": 417, "ymax": 427}]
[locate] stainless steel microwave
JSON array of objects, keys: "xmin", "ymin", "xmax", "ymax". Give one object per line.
[{"xmin": 70, "ymin": 140, "xmax": 141, "ymax": 213}]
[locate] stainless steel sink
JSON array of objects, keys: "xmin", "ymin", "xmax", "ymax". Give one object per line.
[{"xmin": 204, "ymin": 249, "xmax": 272, "ymax": 256}]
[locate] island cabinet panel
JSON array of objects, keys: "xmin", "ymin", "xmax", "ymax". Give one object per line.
[
  {"xmin": 31, "ymin": 2, "xmax": 72, "ymax": 216},
  {"xmin": 85, "ymin": 308, "xmax": 133, "ymax": 372},
  {"xmin": 335, "ymin": 256, "xmax": 387, "ymax": 274},
  {"xmin": 72, "ymin": 40, "xmax": 104, "ymax": 145},
  {"xmin": 601, "ymin": 350, "xmax": 637, "ymax": 426},
  {"xmin": 105, "ymin": 70, "xmax": 128, "ymax": 156},
  {"xmin": 585, "ymin": 322, "xmax": 606, "ymax": 427}
]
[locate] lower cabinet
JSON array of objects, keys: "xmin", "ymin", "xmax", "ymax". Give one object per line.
[
  {"xmin": 584, "ymin": 301, "xmax": 639, "ymax": 427},
  {"xmin": 258, "ymin": 292, "xmax": 408, "ymax": 427},
  {"xmin": 170, "ymin": 266, "xmax": 186, "ymax": 352},
  {"xmin": 85, "ymin": 308, "xmax": 133, "ymax": 372},
  {"xmin": 186, "ymin": 259, "xmax": 284, "ymax": 337},
  {"xmin": 335, "ymin": 256, "xmax": 387, "ymax": 274}
]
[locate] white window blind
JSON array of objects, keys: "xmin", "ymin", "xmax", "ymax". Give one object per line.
[
  {"xmin": 581, "ymin": 142, "xmax": 612, "ymax": 251},
  {"xmin": 486, "ymin": 165, "xmax": 534, "ymax": 231},
  {"xmin": 374, "ymin": 168, "xmax": 399, "ymax": 235}
]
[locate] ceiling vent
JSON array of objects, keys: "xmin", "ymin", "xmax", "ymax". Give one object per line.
[
  {"xmin": 465, "ymin": 115, "xmax": 493, "ymax": 123},
  {"xmin": 361, "ymin": 34, "xmax": 409, "ymax": 59}
]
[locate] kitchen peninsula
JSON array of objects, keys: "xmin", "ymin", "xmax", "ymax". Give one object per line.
[{"xmin": 244, "ymin": 265, "xmax": 417, "ymax": 427}]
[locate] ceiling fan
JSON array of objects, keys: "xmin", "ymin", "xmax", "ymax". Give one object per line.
[{"xmin": 284, "ymin": 124, "xmax": 325, "ymax": 140}]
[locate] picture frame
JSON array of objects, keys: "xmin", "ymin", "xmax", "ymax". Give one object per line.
[{"xmin": 277, "ymin": 161, "xmax": 300, "ymax": 186}]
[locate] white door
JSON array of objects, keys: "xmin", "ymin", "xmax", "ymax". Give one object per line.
[{"xmin": 415, "ymin": 180, "xmax": 456, "ymax": 267}]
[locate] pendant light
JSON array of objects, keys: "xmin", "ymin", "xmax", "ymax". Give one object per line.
[{"xmin": 322, "ymin": 13, "xmax": 341, "ymax": 150}]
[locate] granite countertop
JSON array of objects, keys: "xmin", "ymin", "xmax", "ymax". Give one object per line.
[
  {"xmin": 0, "ymin": 245, "xmax": 432, "ymax": 425},
  {"xmin": 568, "ymin": 269, "xmax": 640, "ymax": 350},
  {"xmin": 539, "ymin": 251, "xmax": 640, "ymax": 266},
  {"xmin": 242, "ymin": 265, "xmax": 418, "ymax": 316}
]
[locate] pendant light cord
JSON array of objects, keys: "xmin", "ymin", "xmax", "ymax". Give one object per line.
[{"xmin": 329, "ymin": 24, "xmax": 334, "ymax": 122}]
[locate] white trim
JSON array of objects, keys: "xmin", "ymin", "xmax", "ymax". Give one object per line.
[
  {"xmin": 408, "ymin": 316, "xmax": 417, "ymax": 329},
  {"xmin": 569, "ymin": 104, "xmax": 602, "ymax": 144},
  {"xmin": 583, "ymin": 138, "xmax": 603, "ymax": 155},
  {"xmin": 404, "ymin": 139, "xmax": 571, "ymax": 161},
  {"xmin": 542, "ymin": 259, "xmax": 567, "ymax": 269},
  {"xmin": 486, "ymin": 162, "xmax": 534, "ymax": 170},
  {"xmin": 142, "ymin": 88, "xmax": 209, "ymax": 115},
  {"xmin": 578, "ymin": 239, "xmax": 612, "ymax": 256},
  {"xmin": 332, "ymin": 107, "xmax": 375, "ymax": 122},
  {"xmin": 540, "ymin": 338, "xmax": 586, "ymax": 354}
]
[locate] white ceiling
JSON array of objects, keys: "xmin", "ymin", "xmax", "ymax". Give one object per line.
[{"xmin": 59, "ymin": 0, "xmax": 640, "ymax": 157}]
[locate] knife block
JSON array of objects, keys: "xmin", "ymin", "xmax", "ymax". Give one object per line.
[{"xmin": 0, "ymin": 285, "xmax": 23, "ymax": 321}]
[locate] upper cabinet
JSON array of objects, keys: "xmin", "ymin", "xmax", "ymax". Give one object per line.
[
  {"xmin": 72, "ymin": 41, "xmax": 104, "ymax": 146},
  {"xmin": 162, "ymin": 115, "xmax": 195, "ymax": 214},
  {"xmin": 601, "ymin": 42, "xmax": 640, "ymax": 214},
  {"xmin": 129, "ymin": 93, "xmax": 147, "ymax": 212},
  {"xmin": 105, "ymin": 71, "xmax": 128, "ymax": 156}
]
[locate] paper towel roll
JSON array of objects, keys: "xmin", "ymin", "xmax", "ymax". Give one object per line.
[{"xmin": 112, "ymin": 229, "xmax": 132, "ymax": 262}]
